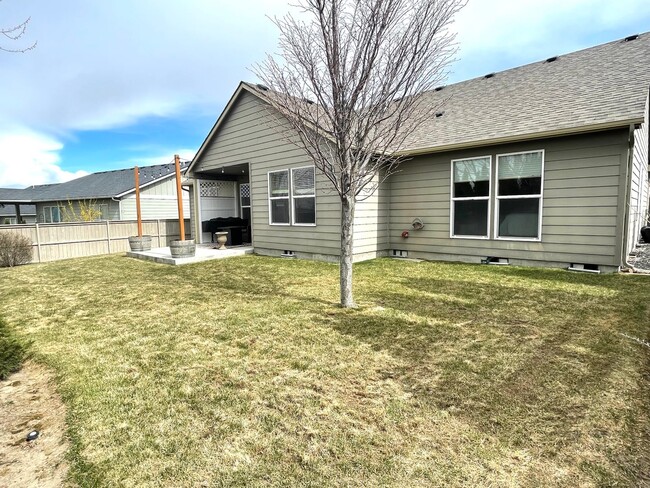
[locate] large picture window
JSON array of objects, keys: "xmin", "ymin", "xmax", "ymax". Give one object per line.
[
  {"xmin": 496, "ymin": 150, "xmax": 544, "ymax": 239},
  {"xmin": 451, "ymin": 156, "xmax": 491, "ymax": 238},
  {"xmin": 291, "ymin": 167, "xmax": 315, "ymax": 225},
  {"xmin": 268, "ymin": 170, "xmax": 290, "ymax": 224}
]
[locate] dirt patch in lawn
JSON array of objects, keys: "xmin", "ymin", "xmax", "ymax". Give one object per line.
[{"xmin": 0, "ymin": 361, "xmax": 69, "ymax": 488}]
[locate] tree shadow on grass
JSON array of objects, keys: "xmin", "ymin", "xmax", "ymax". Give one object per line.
[{"xmin": 325, "ymin": 274, "xmax": 633, "ymax": 464}]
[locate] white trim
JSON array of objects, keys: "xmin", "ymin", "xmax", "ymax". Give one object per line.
[
  {"xmin": 449, "ymin": 155, "xmax": 492, "ymax": 239},
  {"xmin": 494, "ymin": 149, "xmax": 545, "ymax": 242},
  {"xmin": 291, "ymin": 166, "xmax": 316, "ymax": 226},
  {"xmin": 268, "ymin": 169, "xmax": 291, "ymax": 225}
]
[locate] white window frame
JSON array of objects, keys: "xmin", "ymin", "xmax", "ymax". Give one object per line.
[
  {"xmin": 268, "ymin": 169, "xmax": 291, "ymax": 226},
  {"xmin": 43, "ymin": 205, "xmax": 63, "ymax": 223},
  {"xmin": 240, "ymin": 183, "xmax": 251, "ymax": 220},
  {"xmin": 291, "ymin": 166, "xmax": 316, "ymax": 227},
  {"xmin": 98, "ymin": 204, "xmax": 109, "ymax": 220},
  {"xmin": 449, "ymin": 155, "xmax": 492, "ymax": 240},
  {"xmin": 494, "ymin": 149, "xmax": 545, "ymax": 242}
]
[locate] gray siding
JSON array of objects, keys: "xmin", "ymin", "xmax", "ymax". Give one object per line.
[
  {"xmin": 354, "ymin": 174, "xmax": 390, "ymax": 257},
  {"xmin": 389, "ymin": 129, "xmax": 629, "ymax": 267},
  {"xmin": 627, "ymin": 93, "xmax": 649, "ymax": 255},
  {"xmin": 192, "ymin": 90, "xmax": 342, "ymax": 257},
  {"xmin": 36, "ymin": 198, "xmax": 119, "ymax": 222},
  {"xmin": 120, "ymin": 177, "xmax": 190, "ymax": 220}
]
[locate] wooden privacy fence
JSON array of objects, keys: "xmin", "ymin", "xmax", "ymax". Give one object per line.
[{"xmin": 0, "ymin": 219, "xmax": 191, "ymax": 263}]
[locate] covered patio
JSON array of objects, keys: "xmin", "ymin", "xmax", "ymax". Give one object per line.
[{"xmin": 189, "ymin": 162, "xmax": 251, "ymax": 246}]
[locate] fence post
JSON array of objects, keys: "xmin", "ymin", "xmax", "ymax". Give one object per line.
[
  {"xmin": 157, "ymin": 219, "xmax": 162, "ymax": 247},
  {"xmin": 35, "ymin": 223, "xmax": 42, "ymax": 263},
  {"xmin": 106, "ymin": 220, "xmax": 111, "ymax": 254}
]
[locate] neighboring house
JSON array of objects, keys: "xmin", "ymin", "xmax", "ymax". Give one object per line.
[
  {"xmin": 0, "ymin": 162, "xmax": 190, "ymax": 223},
  {"xmin": 186, "ymin": 32, "xmax": 650, "ymax": 273},
  {"xmin": 0, "ymin": 204, "xmax": 36, "ymax": 224}
]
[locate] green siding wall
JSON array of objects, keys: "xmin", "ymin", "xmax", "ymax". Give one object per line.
[
  {"xmin": 192, "ymin": 90, "xmax": 342, "ymax": 256},
  {"xmin": 389, "ymin": 129, "xmax": 629, "ymax": 267}
]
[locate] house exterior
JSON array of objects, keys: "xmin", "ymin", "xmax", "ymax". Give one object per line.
[
  {"xmin": 187, "ymin": 33, "xmax": 650, "ymax": 273},
  {"xmin": 0, "ymin": 162, "xmax": 190, "ymax": 223},
  {"xmin": 0, "ymin": 204, "xmax": 36, "ymax": 224}
]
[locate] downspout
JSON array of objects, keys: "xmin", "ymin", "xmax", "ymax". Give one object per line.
[
  {"xmin": 111, "ymin": 197, "xmax": 121, "ymax": 220},
  {"xmin": 620, "ymin": 123, "xmax": 637, "ymax": 270}
]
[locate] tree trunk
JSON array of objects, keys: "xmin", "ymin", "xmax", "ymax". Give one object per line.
[{"xmin": 340, "ymin": 195, "xmax": 356, "ymax": 308}]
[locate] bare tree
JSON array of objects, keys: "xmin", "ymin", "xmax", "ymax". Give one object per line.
[
  {"xmin": 1, "ymin": 0, "xmax": 36, "ymax": 53},
  {"xmin": 254, "ymin": 0, "xmax": 464, "ymax": 307}
]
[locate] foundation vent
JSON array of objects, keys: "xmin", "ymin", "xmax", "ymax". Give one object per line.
[
  {"xmin": 568, "ymin": 263, "xmax": 600, "ymax": 274},
  {"xmin": 391, "ymin": 249, "xmax": 409, "ymax": 258}
]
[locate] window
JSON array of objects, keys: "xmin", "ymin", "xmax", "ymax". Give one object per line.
[
  {"xmin": 240, "ymin": 183, "xmax": 251, "ymax": 222},
  {"xmin": 43, "ymin": 206, "xmax": 62, "ymax": 223},
  {"xmin": 496, "ymin": 150, "xmax": 544, "ymax": 240},
  {"xmin": 98, "ymin": 204, "xmax": 109, "ymax": 220},
  {"xmin": 268, "ymin": 170, "xmax": 290, "ymax": 224},
  {"xmin": 291, "ymin": 167, "xmax": 315, "ymax": 225},
  {"xmin": 451, "ymin": 156, "xmax": 491, "ymax": 238},
  {"xmin": 268, "ymin": 167, "xmax": 316, "ymax": 226}
]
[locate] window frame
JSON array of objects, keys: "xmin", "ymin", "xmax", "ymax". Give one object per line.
[
  {"xmin": 494, "ymin": 149, "xmax": 545, "ymax": 242},
  {"xmin": 268, "ymin": 169, "xmax": 291, "ymax": 226},
  {"xmin": 449, "ymin": 155, "xmax": 492, "ymax": 240},
  {"xmin": 291, "ymin": 165, "xmax": 316, "ymax": 227},
  {"xmin": 43, "ymin": 205, "xmax": 63, "ymax": 223}
]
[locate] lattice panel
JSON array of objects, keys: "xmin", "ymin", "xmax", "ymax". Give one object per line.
[
  {"xmin": 200, "ymin": 180, "xmax": 235, "ymax": 197},
  {"xmin": 240, "ymin": 184, "xmax": 250, "ymax": 198}
]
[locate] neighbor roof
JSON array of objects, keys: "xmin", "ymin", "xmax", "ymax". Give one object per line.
[
  {"xmin": 0, "ymin": 161, "xmax": 190, "ymax": 204},
  {"xmin": 0, "ymin": 204, "xmax": 35, "ymax": 217}
]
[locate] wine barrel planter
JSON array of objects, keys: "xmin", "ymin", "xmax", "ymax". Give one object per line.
[
  {"xmin": 641, "ymin": 226, "xmax": 650, "ymax": 244},
  {"xmin": 170, "ymin": 239, "xmax": 196, "ymax": 258},
  {"xmin": 128, "ymin": 235, "xmax": 152, "ymax": 252}
]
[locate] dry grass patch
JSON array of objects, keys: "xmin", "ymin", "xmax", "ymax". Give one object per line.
[{"xmin": 0, "ymin": 255, "xmax": 649, "ymax": 486}]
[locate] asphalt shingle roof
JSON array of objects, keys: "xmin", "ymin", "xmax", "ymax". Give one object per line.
[
  {"xmin": 401, "ymin": 32, "xmax": 650, "ymax": 153},
  {"xmin": 0, "ymin": 204, "xmax": 35, "ymax": 217},
  {"xmin": 0, "ymin": 161, "xmax": 189, "ymax": 204}
]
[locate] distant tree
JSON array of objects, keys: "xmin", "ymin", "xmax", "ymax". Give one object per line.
[
  {"xmin": 254, "ymin": 0, "xmax": 464, "ymax": 307},
  {"xmin": 60, "ymin": 200, "xmax": 104, "ymax": 222},
  {"xmin": 1, "ymin": 0, "xmax": 36, "ymax": 53}
]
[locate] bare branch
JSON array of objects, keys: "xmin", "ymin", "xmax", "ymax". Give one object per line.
[
  {"xmin": 251, "ymin": 0, "xmax": 465, "ymax": 307},
  {"xmin": 1, "ymin": 2, "xmax": 36, "ymax": 53}
]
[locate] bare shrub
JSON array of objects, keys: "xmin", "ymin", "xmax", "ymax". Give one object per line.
[{"xmin": 0, "ymin": 232, "xmax": 33, "ymax": 267}]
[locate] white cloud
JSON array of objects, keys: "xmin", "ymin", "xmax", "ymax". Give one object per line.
[
  {"xmin": 120, "ymin": 148, "xmax": 197, "ymax": 169},
  {"xmin": 0, "ymin": 130, "xmax": 88, "ymax": 187}
]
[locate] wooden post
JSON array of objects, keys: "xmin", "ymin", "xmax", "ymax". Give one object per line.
[
  {"xmin": 134, "ymin": 166, "xmax": 143, "ymax": 237},
  {"xmin": 106, "ymin": 220, "xmax": 111, "ymax": 253},
  {"xmin": 174, "ymin": 154, "xmax": 185, "ymax": 241},
  {"xmin": 14, "ymin": 204, "xmax": 22, "ymax": 224},
  {"xmin": 35, "ymin": 223, "xmax": 42, "ymax": 263}
]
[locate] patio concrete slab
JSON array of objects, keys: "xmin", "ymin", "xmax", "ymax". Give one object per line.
[{"xmin": 127, "ymin": 245, "xmax": 253, "ymax": 266}]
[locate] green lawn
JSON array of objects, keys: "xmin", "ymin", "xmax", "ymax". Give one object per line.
[{"xmin": 1, "ymin": 254, "xmax": 649, "ymax": 487}]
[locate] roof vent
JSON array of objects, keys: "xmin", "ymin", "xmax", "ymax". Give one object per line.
[
  {"xmin": 623, "ymin": 34, "xmax": 639, "ymax": 42},
  {"xmin": 546, "ymin": 56, "xmax": 558, "ymax": 63},
  {"xmin": 304, "ymin": 98, "xmax": 315, "ymax": 104},
  {"xmin": 435, "ymin": 111, "xmax": 445, "ymax": 118},
  {"xmin": 434, "ymin": 86, "xmax": 445, "ymax": 92},
  {"xmin": 256, "ymin": 83, "xmax": 269, "ymax": 91},
  {"xmin": 484, "ymin": 73, "xmax": 495, "ymax": 79}
]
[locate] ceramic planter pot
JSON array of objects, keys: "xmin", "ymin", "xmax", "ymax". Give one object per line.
[{"xmin": 214, "ymin": 231, "xmax": 228, "ymax": 250}]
